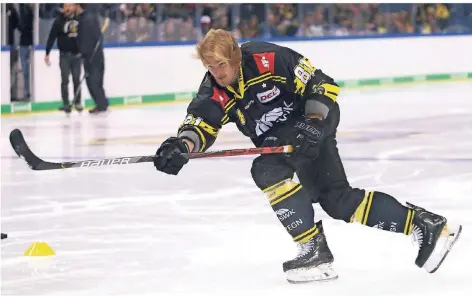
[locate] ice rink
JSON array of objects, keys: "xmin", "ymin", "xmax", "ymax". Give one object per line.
[{"xmin": 2, "ymin": 81, "xmax": 472, "ymax": 296}]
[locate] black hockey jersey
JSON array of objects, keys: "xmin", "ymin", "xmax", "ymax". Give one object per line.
[{"xmin": 177, "ymin": 41, "xmax": 340, "ymax": 152}]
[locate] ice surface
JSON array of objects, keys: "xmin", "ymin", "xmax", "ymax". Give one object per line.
[{"xmin": 2, "ymin": 81, "xmax": 472, "ymax": 295}]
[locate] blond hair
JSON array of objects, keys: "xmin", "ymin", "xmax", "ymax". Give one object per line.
[{"xmin": 195, "ymin": 29, "xmax": 241, "ymax": 67}]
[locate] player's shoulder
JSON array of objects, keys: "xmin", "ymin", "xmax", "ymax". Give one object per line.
[
  {"xmin": 192, "ymin": 72, "xmax": 232, "ymax": 110},
  {"xmin": 240, "ymin": 41, "xmax": 283, "ymax": 54}
]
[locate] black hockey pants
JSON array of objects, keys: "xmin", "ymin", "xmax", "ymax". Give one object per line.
[{"xmin": 251, "ymin": 103, "xmax": 365, "ymax": 222}]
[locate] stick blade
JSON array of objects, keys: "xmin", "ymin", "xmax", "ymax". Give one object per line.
[{"xmin": 9, "ymin": 129, "xmax": 45, "ymax": 170}]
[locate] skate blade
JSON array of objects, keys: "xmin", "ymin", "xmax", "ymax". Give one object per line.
[
  {"xmin": 423, "ymin": 224, "xmax": 462, "ymax": 273},
  {"xmin": 286, "ymin": 263, "xmax": 338, "ymax": 284}
]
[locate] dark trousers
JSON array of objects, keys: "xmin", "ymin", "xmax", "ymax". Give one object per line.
[
  {"xmin": 83, "ymin": 54, "xmax": 108, "ymax": 110},
  {"xmin": 251, "ymin": 103, "xmax": 365, "ymax": 222},
  {"xmin": 60, "ymin": 52, "xmax": 82, "ymax": 105}
]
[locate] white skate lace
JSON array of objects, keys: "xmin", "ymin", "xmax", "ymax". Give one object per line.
[
  {"xmin": 296, "ymin": 239, "xmax": 315, "ymax": 258},
  {"xmin": 411, "ymin": 225, "xmax": 424, "ymax": 250}
]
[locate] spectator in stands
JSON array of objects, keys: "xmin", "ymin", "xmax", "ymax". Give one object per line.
[
  {"xmin": 367, "ymin": 12, "xmax": 388, "ymax": 34},
  {"xmin": 213, "ymin": 14, "xmax": 230, "ymax": 31},
  {"xmin": 180, "ymin": 15, "xmax": 198, "ymax": 41},
  {"xmin": 434, "ymin": 4, "xmax": 451, "ymax": 30},
  {"xmin": 423, "ymin": 7, "xmax": 441, "ymax": 34},
  {"xmin": 247, "ymin": 15, "xmax": 262, "ymax": 38},
  {"xmin": 264, "ymin": 11, "xmax": 282, "ymax": 37},
  {"xmin": 297, "ymin": 7, "xmax": 327, "ymax": 37},
  {"xmin": 199, "ymin": 15, "xmax": 212, "ymax": 39}
]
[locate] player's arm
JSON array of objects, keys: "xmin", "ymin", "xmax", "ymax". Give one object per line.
[
  {"xmin": 276, "ymin": 47, "xmax": 340, "ymax": 120},
  {"xmin": 45, "ymin": 17, "xmax": 60, "ymax": 56},
  {"xmin": 177, "ymin": 75, "xmax": 232, "ymax": 153},
  {"xmin": 274, "ymin": 47, "xmax": 341, "ymax": 160},
  {"xmin": 153, "ymin": 74, "xmax": 228, "ymax": 175}
]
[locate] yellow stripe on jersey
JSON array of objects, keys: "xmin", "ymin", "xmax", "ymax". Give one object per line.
[
  {"xmin": 319, "ymin": 83, "xmax": 340, "ymax": 102},
  {"xmin": 404, "ymin": 209, "xmax": 415, "ymax": 235},
  {"xmin": 263, "ymin": 179, "xmax": 303, "ymax": 206},
  {"xmin": 224, "ymin": 100, "xmax": 236, "ymax": 112},
  {"xmin": 245, "ymin": 75, "xmax": 287, "ymax": 90},
  {"xmin": 225, "ymin": 66, "xmax": 245, "ymax": 99},
  {"xmin": 246, "ymin": 72, "xmax": 272, "ymax": 85},
  {"xmin": 350, "ymin": 191, "xmax": 374, "ymax": 225},
  {"xmin": 180, "ymin": 114, "xmax": 219, "ymax": 137},
  {"xmin": 293, "ymin": 225, "xmax": 319, "ymax": 243}
]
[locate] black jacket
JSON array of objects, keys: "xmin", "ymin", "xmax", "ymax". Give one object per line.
[
  {"xmin": 19, "ymin": 4, "xmax": 33, "ymax": 46},
  {"xmin": 76, "ymin": 10, "xmax": 103, "ymax": 59},
  {"xmin": 177, "ymin": 41, "xmax": 340, "ymax": 151},
  {"xmin": 6, "ymin": 4, "xmax": 19, "ymax": 46},
  {"xmin": 45, "ymin": 14, "xmax": 80, "ymax": 55}
]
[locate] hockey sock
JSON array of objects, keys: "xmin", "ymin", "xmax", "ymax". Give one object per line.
[
  {"xmin": 263, "ymin": 179, "xmax": 319, "ymax": 243},
  {"xmin": 350, "ymin": 191, "xmax": 414, "ymax": 235}
]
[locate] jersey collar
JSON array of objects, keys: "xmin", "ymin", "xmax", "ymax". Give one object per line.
[{"xmin": 225, "ymin": 65, "xmax": 245, "ymax": 99}]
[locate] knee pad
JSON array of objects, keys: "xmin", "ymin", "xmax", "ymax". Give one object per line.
[{"xmin": 251, "ymin": 155, "xmax": 294, "ymax": 190}]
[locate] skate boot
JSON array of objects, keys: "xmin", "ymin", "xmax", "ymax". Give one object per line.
[
  {"xmin": 283, "ymin": 221, "xmax": 338, "ymax": 283},
  {"xmin": 407, "ymin": 202, "xmax": 462, "ymax": 273},
  {"xmin": 74, "ymin": 103, "xmax": 84, "ymax": 112},
  {"xmin": 88, "ymin": 107, "xmax": 108, "ymax": 115},
  {"xmin": 59, "ymin": 104, "xmax": 72, "ymax": 114}
]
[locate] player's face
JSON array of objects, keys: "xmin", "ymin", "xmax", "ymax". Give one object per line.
[
  {"xmin": 205, "ymin": 58, "xmax": 238, "ymax": 87},
  {"xmin": 63, "ymin": 3, "xmax": 77, "ymax": 16}
]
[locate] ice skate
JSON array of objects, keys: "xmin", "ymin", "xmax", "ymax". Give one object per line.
[
  {"xmin": 407, "ymin": 202, "xmax": 462, "ymax": 273},
  {"xmin": 283, "ymin": 221, "xmax": 338, "ymax": 284}
]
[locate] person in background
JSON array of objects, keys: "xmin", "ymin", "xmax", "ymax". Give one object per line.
[
  {"xmin": 6, "ymin": 4, "xmax": 19, "ymax": 102},
  {"xmin": 76, "ymin": 3, "xmax": 109, "ymax": 114},
  {"xmin": 198, "ymin": 15, "xmax": 212, "ymax": 40},
  {"xmin": 45, "ymin": 3, "xmax": 84, "ymax": 113},
  {"xmin": 19, "ymin": 3, "xmax": 33, "ymax": 101}
]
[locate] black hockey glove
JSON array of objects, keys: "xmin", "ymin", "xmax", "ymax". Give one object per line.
[
  {"xmin": 291, "ymin": 116, "xmax": 326, "ymax": 159},
  {"xmin": 154, "ymin": 137, "xmax": 189, "ymax": 175}
]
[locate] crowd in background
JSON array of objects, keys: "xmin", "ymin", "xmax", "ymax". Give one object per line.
[
  {"xmin": 35, "ymin": 3, "xmax": 472, "ymax": 43},
  {"xmin": 3, "ymin": 3, "xmax": 472, "ymax": 102}
]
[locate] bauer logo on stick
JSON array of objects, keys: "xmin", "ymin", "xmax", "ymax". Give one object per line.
[{"xmin": 80, "ymin": 158, "xmax": 131, "ymax": 168}]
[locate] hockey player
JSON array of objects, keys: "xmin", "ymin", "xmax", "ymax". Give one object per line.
[{"xmin": 153, "ymin": 29, "xmax": 462, "ymax": 283}]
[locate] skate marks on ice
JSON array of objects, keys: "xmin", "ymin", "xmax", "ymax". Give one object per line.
[{"xmin": 2, "ymin": 82, "xmax": 472, "ymax": 295}]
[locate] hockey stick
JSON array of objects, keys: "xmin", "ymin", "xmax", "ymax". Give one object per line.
[
  {"xmin": 73, "ymin": 17, "xmax": 110, "ymax": 104},
  {"xmin": 9, "ymin": 129, "xmax": 293, "ymax": 171}
]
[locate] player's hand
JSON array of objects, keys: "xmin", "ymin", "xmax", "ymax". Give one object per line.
[
  {"xmin": 44, "ymin": 55, "xmax": 51, "ymax": 66},
  {"xmin": 154, "ymin": 137, "xmax": 189, "ymax": 175},
  {"xmin": 291, "ymin": 116, "xmax": 326, "ymax": 159}
]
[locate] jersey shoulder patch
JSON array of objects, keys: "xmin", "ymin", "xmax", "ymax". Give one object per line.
[{"xmin": 252, "ymin": 52, "xmax": 275, "ymax": 75}]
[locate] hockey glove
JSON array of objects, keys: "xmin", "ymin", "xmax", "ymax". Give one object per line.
[
  {"xmin": 154, "ymin": 137, "xmax": 189, "ymax": 175},
  {"xmin": 291, "ymin": 116, "xmax": 326, "ymax": 159}
]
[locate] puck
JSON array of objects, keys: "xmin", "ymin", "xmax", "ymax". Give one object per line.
[{"xmin": 1, "ymin": 233, "xmax": 7, "ymax": 239}]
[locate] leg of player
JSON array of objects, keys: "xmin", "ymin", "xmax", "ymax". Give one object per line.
[
  {"xmin": 251, "ymin": 152, "xmax": 338, "ymax": 284},
  {"xmin": 312, "ymin": 132, "xmax": 462, "ymax": 274}
]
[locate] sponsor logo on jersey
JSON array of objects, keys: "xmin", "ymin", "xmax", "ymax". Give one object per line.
[
  {"xmin": 276, "ymin": 209, "xmax": 296, "ymax": 222},
  {"xmin": 255, "ymin": 101, "xmax": 294, "ymax": 136},
  {"xmin": 256, "ymin": 86, "xmax": 280, "ymax": 103},
  {"xmin": 253, "ymin": 52, "xmax": 275, "ymax": 74},
  {"xmin": 244, "ymin": 100, "xmax": 254, "ymax": 110},
  {"xmin": 286, "ymin": 219, "xmax": 303, "ymax": 231}
]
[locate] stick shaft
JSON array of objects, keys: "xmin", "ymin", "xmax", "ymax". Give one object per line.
[
  {"xmin": 57, "ymin": 146, "xmax": 293, "ymax": 169},
  {"xmin": 10, "ymin": 128, "xmax": 293, "ymax": 171}
]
